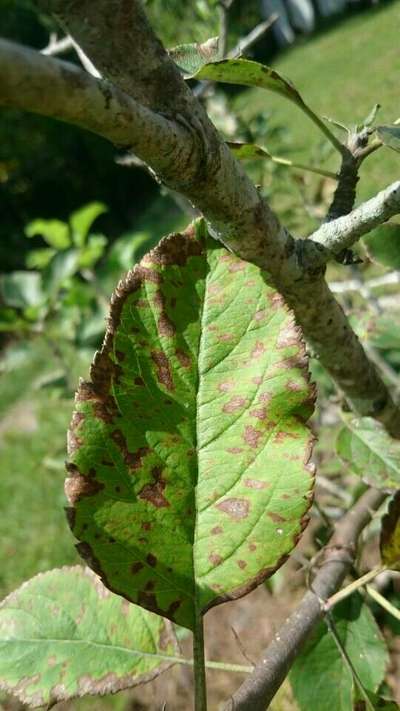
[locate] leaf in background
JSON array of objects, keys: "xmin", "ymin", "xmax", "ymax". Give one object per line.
[
  {"xmin": 0, "ymin": 566, "xmax": 178, "ymax": 708},
  {"xmin": 0, "ymin": 271, "xmax": 44, "ymax": 309},
  {"xmin": 380, "ymin": 491, "xmax": 400, "ymax": 570},
  {"xmin": 290, "ymin": 594, "xmax": 388, "ymax": 711},
  {"xmin": 25, "ymin": 247, "xmax": 57, "ymax": 270},
  {"xmin": 43, "ymin": 248, "xmax": 80, "ymax": 298},
  {"xmin": 169, "ymin": 36, "xmax": 221, "ymax": 76},
  {"xmin": 25, "ymin": 219, "xmax": 71, "ymax": 249},
  {"xmin": 78, "ymin": 234, "xmax": 108, "ymax": 269},
  {"xmin": 192, "ymin": 58, "xmax": 304, "ymax": 105},
  {"xmin": 363, "ymin": 224, "xmax": 400, "ymax": 269},
  {"xmin": 70, "ymin": 202, "xmax": 108, "ymax": 248},
  {"xmin": 337, "ymin": 417, "xmax": 400, "ymax": 491},
  {"xmin": 66, "ymin": 221, "xmax": 315, "ymax": 630},
  {"xmin": 376, "ymin": 125, "xmax": 400, "ymax": 153},
  {"xmin": 354, "ymin": 689, "xmax": 399, "ymax": 710}
]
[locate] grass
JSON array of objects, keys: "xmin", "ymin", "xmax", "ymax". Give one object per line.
[{"xmin": 233, "ymin": 1, "xmax": 400, "ymax": 221}]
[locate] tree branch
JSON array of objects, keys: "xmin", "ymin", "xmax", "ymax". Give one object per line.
[
  {"xmin": 3, "ymin": 3, "xmax": 400, "ymax": 434},
  {"xmin": 0, "ymin": 39, "xmax": 196, "ymax": 180},
  {"xmin": 310, "ymin": 180, "xmax": 400, "ymax": 254},
  {"xmin": 223, "ymin": 487, "xmax": 386, "ymax": 711}
]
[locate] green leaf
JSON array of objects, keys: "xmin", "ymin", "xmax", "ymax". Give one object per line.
[
  {"xmin": 376, "ymin": 125, "xmax": 400, "ymax": 153},
  {"xmin": 380, "ymin": 491, "xmax": 400, "ymax": 570},
  {"xmin": 70, "ymin": 202, "xmax": 108, "ymax": 248},
  {"xmin": 354, "ymin": 688, "xmax": 399, "ymax": 710},
  {"xmin": 363, "ymin": 224, "xmax": 400, "ymax": 269},
  {"xmin": 290, "ymin": 594, "xmax": 388, "ymax": 711},
  {"xmin": 25, "ymin": 247, "xmax": 57, "ymax": 270},
  {"xmin": 43, "ymin": 248, "xmax": 80, "ymax": 297},
  {"xmin": 0, "ymin": 566, "xmax": 178, "ymax": 708},
  {"xmin": 0, "ymin": 271, "xmax": 44, "ymax": 309},
  {"xmin": 337, "ymin": 417, "xmax": 400, "ymax": 491},
  {"xmin": 193, "ymin": 57, "xmax": 303, "ymax": 104},
  {"xmin": 25, "ymin": 219, "xmax": 71, "ymax": 249},
  {"xmin": 66, "ymin": 221, "xmax": 315, "ymax": 630},
  {"xmin": 168, "ymin": 36, "xmax": 221, "ymax": 76},
  {"xmin": 78, "ymin": 234, "xmax": 108, "ymax": 268}
]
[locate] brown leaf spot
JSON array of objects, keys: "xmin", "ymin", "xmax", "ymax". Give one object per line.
[
  {"xmin": 268, "ymin": 292, "xmax": 285, "ymax": 309},
  {"xmin": 217, "ymin": 498, "xmax": 250, "ymax": 520},
  {"xmin": 175, "ymin": 348, "xmax": 191, "ymax": 368},
  {"xmin": 244, "ymin": 478, "xmax": 269, "ymax": 490},
  {"xmin": 274, "ymin": 430, "xmax": 300, "ymax": 444},
  {"xmin": 223, "ymin": 396, "xmax": 247, "ymax": 413},
  {"xmin": 228, "ymin": 261, "xmax": 246, "ymax": 273},
  {"xmin": 237, "ymin": 560, "xmax": 247, "ymax": 569},
  {"xmin": 65, "ymin": 470, "xmax": 104, "ymax": 505},
  {"xmin": 267, "ymin": 512, "xmax": 286, "ymax": 523},
  {"xmin": 138, "ymin": 466, "xmax": 170, "ymax": 508},
  {"xmin": 248, "ymin": 542, "xmax": 257, "ymax": 551},
  {"xmin": 151, "ymin": 350, "xmax": 174, "ymax": 391},
  {"xmin": 243, "ymin": 425, "xmax": 262, "ymax": 449},
  {"xmin": 134, "ymin": 376, "xmax": 145, "ymax": 386},
  {"xmin": 250, "ymin": 407, "xmax": 267, "ymax": 420},
  {"xmin": 209, "ymin": 553, "xmax": 223, "ymax": 566},
  {"xmin": 254, "ymin": 309, "xmax": 267, "ymax": 322},
  {"xmin": 277, "ymin": 325, "xmax": 299, "ymax": 349},
  {"xmin": 131, "ymin": 562, "xmax": 144, "ymax": 575},
  {"xmin": 287, "ymin": 380, "xmax": 303, "ymax": 392},
  {"xmin": 146, "ymin": 553, "xmax": 157, "ymax": 567},
  {"xmin": 158, "ymin": 314, "xmax": 176, "ymax": 338},
  {"xmin": 219, "ymin": 332, "xmax": 234, "ymax": 342},
  {"xmin": 227, "ymin": 447, "xmax": 244, "ymax": 454},
  {"xmin": 258, "ymin": 392, "xmax": 273, "ymax": 404},
  {"xmin": 219, "ymin": 381, "xmax": 233, "ymax": 393},
  {"xmin": 142, "ymin": 522, "xmax": 152, "ymax": 531},
  {"xmin": 251, "ymin": 341, "xmax": 266, "ymax": 359},
  {"xmin": 252, "ymin": 375, "xmax": 263, "ymax": 385},
  {"xmin": 116, "ymin": 350, "xmax": 125, "ymax": 361},
  {"xmin": 211, "ymin": 526, "xmax": 223, "ymax": 535}
]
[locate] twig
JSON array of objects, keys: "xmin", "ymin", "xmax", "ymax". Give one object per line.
[
  {"xmin": 310, "ymin": 181, "xmax": 400, "ymax": 255},
  {"xmin": 329, "ymin": 270, "xmax": 400, "ymax": 294},
  {"xmin": 223, "ymin": 487, "xmax": 386, "ymax": 710},
  {"xmin": 42, "ymin": 33, "xmax": 73, "ymax": 55}
]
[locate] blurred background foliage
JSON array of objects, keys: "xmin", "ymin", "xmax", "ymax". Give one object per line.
[{"xmin": 1, "ymin": 1, "xmax": 400, "ymax": 707}]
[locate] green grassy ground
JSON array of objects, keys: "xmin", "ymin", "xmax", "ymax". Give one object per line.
[{"xmin": 234, "ymin": 1, "xmax": 400, "ymax": 217}]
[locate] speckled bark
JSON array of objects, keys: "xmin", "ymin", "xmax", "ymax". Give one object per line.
[{"xmin": 2, "ymin": 3, "xmax": 400, "ymax": 433}]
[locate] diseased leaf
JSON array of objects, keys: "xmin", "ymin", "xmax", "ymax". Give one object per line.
[
  {"xmin": 70, "ymin": 202, "xmax": 108, "ymax": 248},
  {"xmin": 66, "ymin": 221, "xmax": 315, "ymax": 630},
  {"xmin": 377, "ymin": 125, "xmax": 400, "ymax": 153},
  {"xmin": 363, "ymin": 224, "xmax": 400, "ymax": 269},
  {"xmin": 192, "ymin": 58, "xmax": 303, "ymax": 105},
  {"xmin": 290, "ymin": 594, "xmax": 388, "ymax": 711},
  {"xmin": 0, "ymin": 566, "xmax": 178, "ymax": 708},
  {"xmin": 337, "ymin": 417, "xmax": 400, "ymax": 491},
  {"xmin": 169, "ymin": 37, "xmax": 221, "ymax": 76},
  {"xmin": 380, "ymin": 491, "xmax": 400, "ymax": 570}
]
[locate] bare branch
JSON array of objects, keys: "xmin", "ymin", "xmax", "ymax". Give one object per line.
[
  {"xmin": 42, "ymin": 33, "xmax": 73, "ymax": 55},
  {"xmin": 223, "ymin": 487, "xmax": 386, "ymax": 711},
  {"xmin": 311, "ymin": 181, "xmax": 400, "ymax": 254}
]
